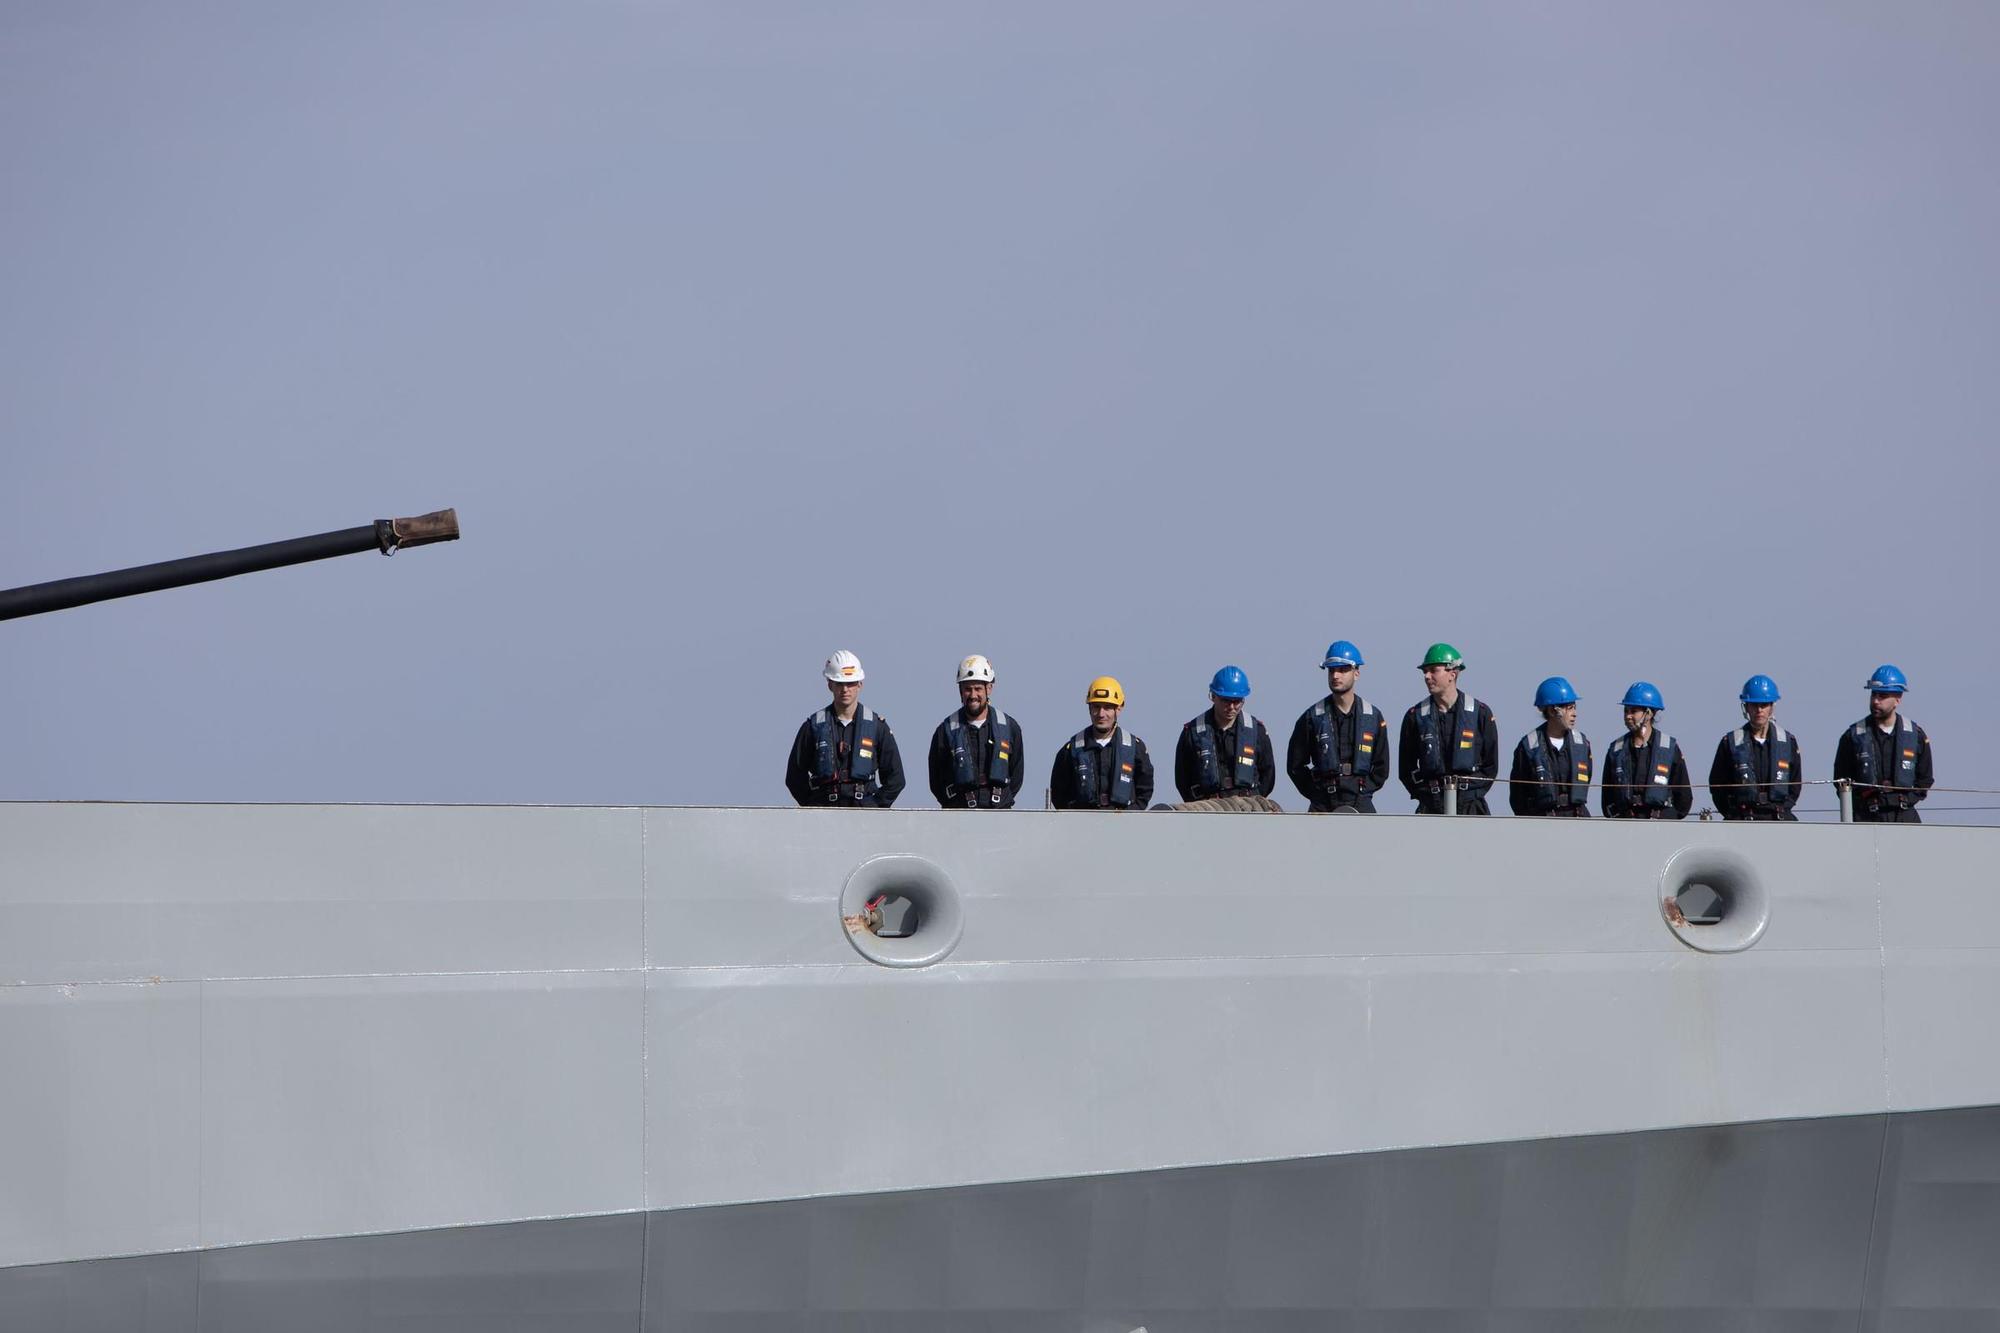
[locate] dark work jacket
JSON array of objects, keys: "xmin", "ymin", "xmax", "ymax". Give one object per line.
[
  {"xmin": 1398, "ymin": 693, "xmax": 1500, "ymax": 815},
  {"xmin": 785, "ymin": 707, "xmax": 905, "ymax": 807},
  {"xmin": 1050, "ymin": 728, "xmax": 1155, "ymax": 810},
  {"xmin": 1707, "ymin": 726, "xmax": 1801, "ymax": 819},
  {"xmin": 1508, "ymin": 725, "xmax": 1592, "ymax": 816},
  {"xmin": 928, "ymin": 707, "xmax": 1026, "ymax": 809},
  {"xmin": 1601, "ymin": 731, "xmax": 1692, "ymax": 819},
  {"xmin": 1174, "ymin": 711, "xmax": 1276, "ymax": 802},
  {"xmin": 1286, "ymin": 696, "xmax": 1389, "ymax": 812},
  {"xmin": 1832, "ymin": 714, "xmax": 1933, "ymax": 823}
]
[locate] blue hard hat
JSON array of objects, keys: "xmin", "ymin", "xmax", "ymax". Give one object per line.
[
  {"xmin": 1320, "ymin": 640, "xmax": 1364, "ymax": 669},
  {"xmin": 1620, "ymin": 681, "xmax": 1665, "ymax": 711},
  {"xmin": 1865, "ymin": 664, "xmax": 1908, "ymax": 694},
  {"xmin": 1533, "ymin": 676, "xmax": 1578, "ymax": 708},
  {"xmin": 1739, "ymin": 674, "xmax": 1781, "ymax": 704},
  {"xmin": 1209, "ymin": 665, "xmax": 1251, "ymax": 699}
]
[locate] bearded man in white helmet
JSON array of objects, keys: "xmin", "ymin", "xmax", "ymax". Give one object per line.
[
  {"xmin": 784, "ymin": 651, "xmax": 906, "ymax": 807},
  {"xmin": 928, "ymin": 654, "xmax": 1027, "ymax": 809}
]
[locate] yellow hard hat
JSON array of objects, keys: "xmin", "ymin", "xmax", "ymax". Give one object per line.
[{"xmin": 1085, "ymin": 676, "xmax": 1126, "ymax": 707}]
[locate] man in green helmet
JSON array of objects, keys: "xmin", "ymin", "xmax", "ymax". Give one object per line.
[{"xmin": 1398, "ymin": 643, "xmax": 1500, "ymax": 815}]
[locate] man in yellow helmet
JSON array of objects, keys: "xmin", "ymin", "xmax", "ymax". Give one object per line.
[{"xmin": 1050, "ymin": 676, "xmax": 1155, "ymax": 810}]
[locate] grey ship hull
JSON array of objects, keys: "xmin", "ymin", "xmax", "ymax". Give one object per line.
[{"xmin": 3, "ymin": 804, "xmax": 1996, "ymax": 1328}]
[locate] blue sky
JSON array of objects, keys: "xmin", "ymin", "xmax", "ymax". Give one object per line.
[{"xmin": 5, "ymin": 2, "xmax": 1997, "ymax": 819}]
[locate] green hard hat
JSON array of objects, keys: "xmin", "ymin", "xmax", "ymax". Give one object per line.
[{"xmin": 1419, "ymin": 642, "xmax": 1464, "ymax": 669}]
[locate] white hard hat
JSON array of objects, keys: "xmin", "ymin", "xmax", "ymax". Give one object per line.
[
  {"xmin": 956, "ymin": 654, "xmax": 995, "ymax": 684},
  {"xmin": 823, "ymin": 650, "xmax": 865, "ymax": 683}
]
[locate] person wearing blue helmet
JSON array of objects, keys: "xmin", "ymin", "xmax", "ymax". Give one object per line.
[
  {"xmin": 1175, "ymin": 665, "xmax": 1276, "ymax": 803},
  {"xmin": 1398, "ymin": 643, "xmax": 1501, "ymax": 815},
  {"xmin": 1707, "ymin": 675, "xmax": 1801, "ymax": 820},
  {"xmin": 1601, "ymin": 682, "xmax": 1691, "ymax": 819},
  {"xmin": 1832, "ymin": 665, "xmax": 1933, "ymax": 823},
  {"xmin": 1287, "ymin": 640, "xmax": 1389, "ymax": 813},
  {"xmin": 1508, "ymin": 677, "xmax": 1592, "ymax": 816}
]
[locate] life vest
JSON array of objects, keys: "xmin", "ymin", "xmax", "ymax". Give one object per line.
[
  {"xmin": 1728, "ymin": 726, "xmax": 1796, "ymax": 804},
  {"xmin": 1606, "ymin": 732, "xmax": 1678, "ymax": 809},
  {"xmin": 947, "ymin": 708, "xmax": 1015, "ymax": 790},
  {"xmin": 1069, "ymin": 727, "xmax": 1137, "ymax": 808},
  {"xmin": 1524, "ymin": 725, "xmax": 1591, "ymax": 808},
  {"xmin": 1309, "ymin": 697, "xmax": 1382, "ymax": 781},
  {"xmin": 1191, "ymin": 712, "xmax": 1261, "ymax": 791},
  {"xmin": 1850, "ymin": 715, "xmax": 1920, "ymax": 787},
  {"xmin": 1415, "ymin": 694, "xmax": 1481, "ymax": 778},
  {"xmin": 809, "ymin": 706, "xmax": 880, "ymax": 787}
]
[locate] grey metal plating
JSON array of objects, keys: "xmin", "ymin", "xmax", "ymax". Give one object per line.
[
  {"xmin": 6, "ymin": 1109, "xmax": 1998, "ymax": 1329},
  {"xmin": 2, "ymin": 803, "xmax": 1995, "ymax": 1321}
]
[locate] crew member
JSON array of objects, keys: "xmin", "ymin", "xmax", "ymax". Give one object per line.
[
  {"xmin": 784, "ymin": 650, "xmax": 905, "ymax": 807},
  {"xmin": 1600, "ymin": 681, "xmax": 1691, "ymax": 819},
  {"xmin": 1286, "ymin": 640, "xmax": 1389, "ymax": 812},
  {"xmin": 1832, "ymin": 664, "xmax": 1934, "ymax": 823},
  {"xmin": 1707, "ymin": 674, "xmax": 1800, "ymax": 820},
  {"xmin": 928, "ymin": 654, "xmax": 1026, "ymax": 809},
  {"xmin": 1398, "ymin": 643, "xmax": 1500, "ymax": 814},
  {"xmin": 1509, "ymin": 676, "xmax": 1592, "ymax": 817},
  {"xmin": 1174, "ymin": 666, "xmax": 1276, "ymax": 802},
  {"xmin": 1050, "ymin": 676, "xmax": 1154, "ymax": 810}
]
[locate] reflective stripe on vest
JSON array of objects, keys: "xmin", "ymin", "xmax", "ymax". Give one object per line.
[
  {"xmin": 1416, "ymin": 695, "xmax": 1480, "ymax": 778},
  {"xmin": 1310, "ymin": 697, "xmax": 1381, "ymax": 780},
  {"xmin": 1851, "ymin": 715, "xmax": 1919, "ymax": 787},
  {"xmin": 1069, "ymin": 727, "xmax": 1137, "ymax": 808},
  {"xmin": 1607, "ymin": 733, "xmax": 1678, "ymax": 808},
  {"xmin": 1525, "ymin": 725, "xmax": 1591, "ymax": 807},
  {"xmin": 1729, "ymin": 725, "xmax": 1795, "ymax": 804},
  {"xmin": 810, "ymin": 706, "xmax": 879, "ymax": 786},
  {"xmin": 1192, "ymin": 712, "xmax": 1261, "ymax": 791},
  {"xmin": 948, "ymin": 708, "xmax": 1014, "ymax": 789}
]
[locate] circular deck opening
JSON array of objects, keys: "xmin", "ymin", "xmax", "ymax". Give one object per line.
[
  {"xmin": 840, "ymin": 855, "xmax": 964, "ymax": 968},
  {"xmin": 1659, "ymin": 846, "xmax": 1769, "ymax": 953}
]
